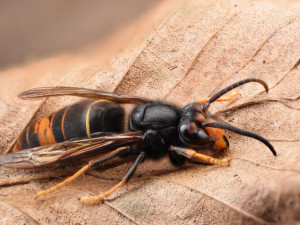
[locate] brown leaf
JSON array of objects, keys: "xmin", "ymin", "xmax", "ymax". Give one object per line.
[{"xmin": 0, "ymin": 1, "xmax": 300, "ymax": 224}]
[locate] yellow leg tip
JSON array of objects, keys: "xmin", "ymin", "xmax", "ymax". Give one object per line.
[
  {"xmin": 227, "ymin": 91, "xmax": 240, "ymax": 100},
  {"xmin": 221, "ymin": 158, "xmax": 230, "ymax": 166},
  {"xmin": 36, "ymin": 191, "xmax": 43, "ymax": 198},
  {"xmin": 35, "ymin": 189, "xmax": 53, "ymax": 200},
  {"xmin": 36, "ymin": 190, "xmax": 49, "ymax": 198},
  {"xmin": 80, "ymin": 194, "xmax": 105, "ymax": 204},
  {"xmin": 36, "ymin": 186, "xmax": 57, "ymax": 198}
]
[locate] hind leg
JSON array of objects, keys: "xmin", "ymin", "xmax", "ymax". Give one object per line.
[{"xmin": 80, "ymin": 152, "xmax": 145, "ymax": 204}]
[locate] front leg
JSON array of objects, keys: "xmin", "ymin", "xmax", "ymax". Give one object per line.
[
  {"xmin": 197, "ymin": 91, "xmax": 240, "ymax": 105},
  {"xmin": 169, "ymin": 146, "xmax": 229, "ymax": 166}
]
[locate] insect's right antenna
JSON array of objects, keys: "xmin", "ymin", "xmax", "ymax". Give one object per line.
[
  {"xmin": 202, "ymin": 122, "xmax": 276, "ymax": 156},
  {"xmin": 203, "ymin": 78, "xmax": 269, "ymax": 114}
]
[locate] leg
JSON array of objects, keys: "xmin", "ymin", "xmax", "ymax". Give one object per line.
[
  {"xmin": 198, "ymin": 91, "xmax": 240, "ymax": 105},
  {"xmin": 169, "ymin": 146, "xmax": 229, "ymax": 166},
  {"xmin": 168, "ymin": 150, "xmax": 186, "ymax": 166},
  {"xmin": 80, "ymin": 152, "xmax": 145, "ymax": 204},
  {"xmin": 36, "ymin": 146, "xmax": 128, "ymax": 198}
]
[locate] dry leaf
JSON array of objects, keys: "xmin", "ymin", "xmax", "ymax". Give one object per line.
[{"xmin": 0, "ymin": 1, "xmax": 300, "ymax": 224}]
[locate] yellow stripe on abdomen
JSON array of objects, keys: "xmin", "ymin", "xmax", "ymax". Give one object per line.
[{"xmin": 85, "ymin": 100, "xmax": 107, "ymax": 138}]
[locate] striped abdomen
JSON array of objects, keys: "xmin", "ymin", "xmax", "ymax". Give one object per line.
[{"xmin": 13, "ymin": 100, "xmax": 125, "ymax": 151}]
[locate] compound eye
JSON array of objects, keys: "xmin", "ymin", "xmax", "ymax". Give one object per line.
[{"xmin": 179, "ymin": 124, "xmax": 210, "ymax": 146}]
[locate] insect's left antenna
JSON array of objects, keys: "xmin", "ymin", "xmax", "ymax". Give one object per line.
[{"xmin": 203, "ymin": 78, "xmax": 269, "ymax": 114}]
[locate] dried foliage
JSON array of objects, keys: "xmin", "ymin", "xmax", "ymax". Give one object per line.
[{"xmin": 0, "ymin": 1, "xmax": 299, "ymax": 224}]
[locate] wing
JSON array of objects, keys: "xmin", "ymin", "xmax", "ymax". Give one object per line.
[
  {"xmin": 0, "ymin": 132, "xmax": 144, "ymax": 168},
  {"xmin": 18, "ymin": 87, "xmax": 153, "ymax": 104}
]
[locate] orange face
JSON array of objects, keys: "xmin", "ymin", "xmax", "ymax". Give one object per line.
[
  {"xmin": 193, "ymin": 112, "xmax": 229, "ymax": 150},
  {"xmin": 204, "ymin": 123, "xmax": 229, "ymax": 150}
]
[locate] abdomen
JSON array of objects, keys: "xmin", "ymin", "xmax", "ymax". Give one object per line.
[{"xmin": 13, "ymin": 100, "xmax": 125, "ymax": 151}]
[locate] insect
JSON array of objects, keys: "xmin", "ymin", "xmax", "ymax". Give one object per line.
[{"xmin": 0, "ymin": 78, "xmax": 276, "ymax": 204}]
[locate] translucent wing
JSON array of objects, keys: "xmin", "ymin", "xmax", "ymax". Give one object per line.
[
  {"xmin": 18, "ymin": 86, "xmax": 153, "ymax": 104},
  {"xmin": 0, "ymin": 132, "xmax": 144, "ymax": 168}
]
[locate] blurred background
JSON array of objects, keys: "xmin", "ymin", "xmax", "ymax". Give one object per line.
[{"xmin": 0, "ymin": 0, "xmax": 161, "ymax": 70}]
